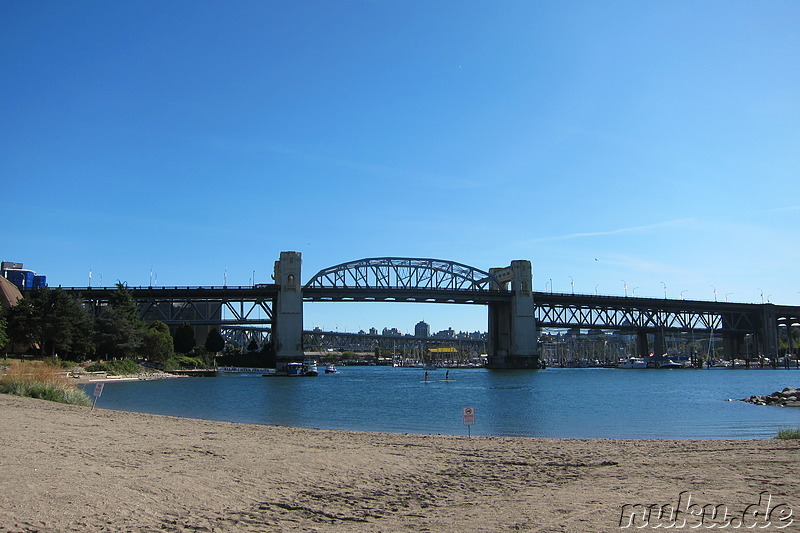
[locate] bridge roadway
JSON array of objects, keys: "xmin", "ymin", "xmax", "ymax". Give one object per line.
[{"xmin": 59, "ymin": 284, "xmax": 800, "ymax": 334}]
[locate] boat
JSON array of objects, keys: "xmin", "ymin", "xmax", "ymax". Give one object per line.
[
  {"xmin": 617, "ymin": 357, "xmax": 648, "ymax": 369},
  {"xmin": 658, "ymin": 359, "xmax": 684, "ymax": 369},
  {"xmin": 285, "ymin": 362, "xmax": 304, "ymax": 376},
  {"xmin": 324, "ymin": 364, "xmax": 338, "ymax": 374},
  {"xmin": 709, "ymin": 360, "xmax": 732, "ymax": 369},
  {"xmin": 302, "ymin": 360, "xmax": 319, "ymax": 376}
]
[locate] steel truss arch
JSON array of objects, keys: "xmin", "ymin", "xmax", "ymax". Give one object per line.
[{"xmin": 304, "ymin": 257, "xmax": 504, "ymax": 292}]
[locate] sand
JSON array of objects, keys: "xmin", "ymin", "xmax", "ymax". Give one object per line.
[{"xmin": 0, "ymin": 394, "xmax": 798, "ymax": 532}]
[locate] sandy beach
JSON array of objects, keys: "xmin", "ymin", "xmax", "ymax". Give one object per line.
[{"xmin": 1, "ymin": 394, "xmax": 797, "ymax": 532}]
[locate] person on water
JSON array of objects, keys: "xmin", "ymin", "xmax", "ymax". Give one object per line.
[
  {"xmin": 424, "ymin": 371, "xmax": 429, "ymax": 381},
  {"xmin": 445, "ymin": 370, "xmax": 450, "ymax": 380}
]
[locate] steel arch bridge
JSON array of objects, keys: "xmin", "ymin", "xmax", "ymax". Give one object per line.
[{"xmin": 304, "ymin": 257, "xmax": 505, "ymax": 293}]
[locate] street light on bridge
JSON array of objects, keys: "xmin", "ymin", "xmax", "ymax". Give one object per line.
[
  {"xmin": 661, "ymin": 281, "xmax": 667, "ymax": 299},
  {"xmin": 725, "ymin": 292, "xmax": 733, "ymax": 302},
  {"xmin": 758, "ymin": 288, "xmax": 764, "ymax": 304},
  {"xmin": 622, "ymin": 280, "xmax": 628, "ymax": 297},
  {"xmin": 710, "ymin": 285, "xmax": 717, "ymax": 302},
  {"xmin": 569, "ymin": 276, "xmax": 574, "ymax": 295},
  {"xmin": 680, "ymin": 290, "xmax": 688, "ymax": 300}
]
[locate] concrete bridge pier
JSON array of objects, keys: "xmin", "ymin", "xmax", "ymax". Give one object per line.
[
  {"xmin": 635, "ymin": 331, "xmax": 649, "ymax": 358},
  {"xmin": 723, "ymin": 333, "xmax": 745, "ymax": 363},
  {"xmin": 487, "ymin": 260, "xmax": 539, "ymax": 369},
  {"xmin": 756, "ymin": 304, "xmax": 779, "ymax": 359},
  {"xmin": 272, "ymin": 251, "xmax": 304, "ymax": 367}
]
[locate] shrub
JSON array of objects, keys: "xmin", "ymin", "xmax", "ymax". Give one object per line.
[
  {"xmin": 776, "ymin": 428, "xmax": 800, "ymax": 440},
  {"xmin": 85, "ymin": 359, "xmax": 141, "ymax": 375},
  {"xmin": 0, "ymin": 361, "xmax": 90, "ymax": 406}
]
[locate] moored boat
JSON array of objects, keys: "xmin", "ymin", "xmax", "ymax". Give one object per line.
[
  {"xmin": 617, "ymin": 357, "xmax": 648, "ymax": 369},
  {"xmin": 324, "ymin": 364, "xmax": 337, "ymax": 374},
  {"xmin": 302, "ymin": 360, "xmax": 319, "ymax": 376},
  {"xmin": 285, "ymin": 362, "xmax": 304, "ymax": 376}
]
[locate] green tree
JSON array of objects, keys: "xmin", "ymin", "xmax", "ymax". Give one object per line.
[
  {"xmin": 30, "ymin": 287, "xmax": 94, "ymax": 360},
  {"xmin": 173, "ymin": 322, "xmax": 196, "ymax": 354},
  {"xmin": 142, "ymin": 321, "xmax": 174, "ymax": 363},
  {"xmin": 108, "ymin": 282, "xmax": 140, "ymax": 323},
  {"xmin": 204, "ymin": 328, "xmax": 225, "ymax": 354},
  {"xmin": 0, "ymin": 317, "xmax": 9, "ymax": 358},
  {"xmin": 4, "ymin": 297, "xmax": 39, "ymax": 353},
  {"xmin": 94, "ymin": 282, "xmax": 143, "ymax": 359}
]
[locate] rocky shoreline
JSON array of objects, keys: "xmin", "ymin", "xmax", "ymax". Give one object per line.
[{"xmin": 741, "ymin": 386, "xmax": 800, "ymax": 407}]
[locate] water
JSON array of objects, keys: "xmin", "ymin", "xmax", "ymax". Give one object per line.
[{"xmin": 84, "ymin": 367, "xmax": 800, "ymax": 439}]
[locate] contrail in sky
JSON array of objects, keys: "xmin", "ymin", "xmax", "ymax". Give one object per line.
[{"xmin": 525, "ymin": 218, "xmax": 695, "ymax": 243}]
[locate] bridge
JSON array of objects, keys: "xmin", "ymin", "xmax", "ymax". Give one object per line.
[{"xmin": 58, "ymin": 251, "xmax": 800, "ymax": 369}]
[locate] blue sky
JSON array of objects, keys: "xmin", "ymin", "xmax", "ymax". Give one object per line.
[{"xmin": 2, "ymin": 1, "xmax": 799, "ymax": 334}]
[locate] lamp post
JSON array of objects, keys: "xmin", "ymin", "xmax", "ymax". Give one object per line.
[
  {"xmin": 622, "ymin": 280, "xmax": 628, "ymax": 297},
  {"xmin": 710, "ymin": 285, "xmax": 717, "ymax": 302},
  {"xmin": 595, "ymin": 284, "xmax": 599, "ymax": 296},
  {"xmin": 549, "ymin": 278, "xmax": 553, "ymax": 293},
  {"xmin": 569, "ymin": 276, "xmax": 574, "ymax": 295},
  {"xmin": 680, "ymin": 290, "xmax": 688, "ymax": 300},
  {"xmin": 633, "ymin": 287, "xmax": 639, "ymax": 297},
  {"xmin": 725, "ymin": 292, "xmax": 733, "ymax": 303},
  {"xmin": 758, "ymin": 288, "xmax": 764, "ymax": 304},
  {"xmin": 545, "ymin": 280, "xmax": 551, "ymax": 293},
  {"xmin": 661, "ymin": 281, "xmax": 667, "ymax": 299}
]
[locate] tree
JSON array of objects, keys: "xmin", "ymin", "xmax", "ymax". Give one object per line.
[
  {"xmin": 173, "ymin": 322, "xmax": 196, "ymax": 354},
  {"xmin": 204, "ymin": 328, "xmax": 225, "ymax": 354},
  {"xmin": 247, "ymin": 339, "xmax": 259, "ymax": 353},
  {"xmin": 31, "ymin": 287, "xmax": 94, "ymax": 360},
  {"xmin": 94, "ymin": 283, "xmax": 143, "ymax": 359},
  {"xmin": 142, "ymin": 321, "xmax": 173, "ymax": 363},
  {"xmin": 4, "ymin": 297, "xmax": 39, "ymax": 353},
  {"xmin": 0, "ymin": 317, "xmax": 9, "ymax": 358}
]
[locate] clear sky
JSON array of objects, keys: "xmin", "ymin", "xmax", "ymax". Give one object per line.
[{"xmin": 2, "ymin": 1, "xmax": 799, "ymax": 335}]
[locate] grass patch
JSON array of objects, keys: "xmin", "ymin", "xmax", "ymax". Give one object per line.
[
  {"xmin": 85, "ymin": 359, "xmax": 141, "ymax": 375},
  {"xmin": 776, "ymin": 428, "xmax": 800, "ymax": 440},
  {"xmin": 0, "ymin": 361, "xmax": 91, "ymax": 406}
]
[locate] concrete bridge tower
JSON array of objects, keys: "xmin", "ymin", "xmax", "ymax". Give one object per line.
[
  {"xmin": 273, "ymin": 251, "xmax": 304, "ymax": 363},
  {"xmin": 487, "ymin": 260, "xmax": 539, "ymax": 369}
]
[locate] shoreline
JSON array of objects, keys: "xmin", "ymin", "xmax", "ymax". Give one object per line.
[
  {"xmin": 1, "ymin": 393, "xmax": 798, "ymax": 532},
  {"xmin": 69, "ymin": 371, "xmax": 186, "ymax": 383}
]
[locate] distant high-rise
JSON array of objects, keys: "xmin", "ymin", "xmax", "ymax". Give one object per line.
[{"xmin": 415, "ymin": 320, "xmax": 430, "ymax": 338}]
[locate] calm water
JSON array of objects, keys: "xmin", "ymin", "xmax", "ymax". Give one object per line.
[{"xmin": 84, "ymin": 367, "xmax": 800, "ymax": 439}]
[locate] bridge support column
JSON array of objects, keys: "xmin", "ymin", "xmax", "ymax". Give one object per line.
[
  {"xmin": 653, "ymin": 330, "xmax": 665, "ymax": 358},
  {"xmin": 756, "ymin": 304, "xmax": 779, "ymax": 360},
  {"xmin": 636, "ymin": 331, "xmax": 649, "ymax": 358},
  {"xmin": 487, "ymin": 260, "xmax": 538, "ymax": 369},
  {"xmin": 273, "ymin": 252, "xmax": 304, "ymax": 366},
  {"xmin": 723, "ymin": 333, "xmax": 745, "ymax": 363}
]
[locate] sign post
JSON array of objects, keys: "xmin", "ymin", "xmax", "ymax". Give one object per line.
[
  {"xmin": 462, "ymin": 406, "xmax": 475, "ymax": 437},
  {"xmin": 91, "ymin": 383, "xmax": 104, "ymax": 410}
]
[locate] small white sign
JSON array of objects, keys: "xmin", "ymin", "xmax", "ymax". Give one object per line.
[
  {"xmin": 462, "ymin": 406, "xmax": 475, "ymax": 426},
  {"xmin": 93, "ymin": 383, "xmax": 104, "ymax": 398}
]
